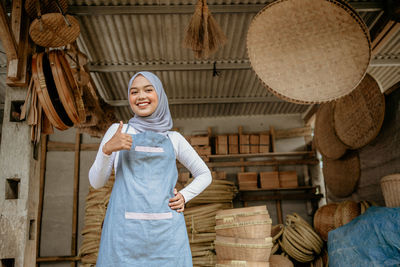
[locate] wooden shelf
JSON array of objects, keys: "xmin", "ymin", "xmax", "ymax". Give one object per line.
[
  {"xmin": 209, "ymin": 151, "xmax": 315, "ymax": 159},
  {"xmin": 239, "ymin": 186, "xmax": 317, "ymax": 192}
]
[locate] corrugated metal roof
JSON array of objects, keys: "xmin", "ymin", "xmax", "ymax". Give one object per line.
[{"xmin": 0, "ymin": 0, "xmax": 398, "ymax": 121}]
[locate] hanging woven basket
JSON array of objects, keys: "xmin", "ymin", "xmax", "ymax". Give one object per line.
[
  {"xmin": 314, "ymin": 102, "xmax": 348, "ymax": 160},
  {"xmin": 333, "ymin": 73, "xmax": 385, "ymax": 149},
  {"xmin": 29, "ymin": 13, "xmax": 80, "ymax": 48},
  {"xmin": 322, "ymin": 151, "xmax": 360, "ymax": 198},
  {"xmin": 247, "ymin": 0, "xmax": 371, "ymax": 103},
  {"xmin": 25, "ymin": 0, "xmax": 68, "ymax": 18}
]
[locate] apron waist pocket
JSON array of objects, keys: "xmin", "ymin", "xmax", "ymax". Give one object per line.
[
  {"xmin": 134, "ymin": 146, "xmax": 164, "ymax": 153},
  {"xmin": 125, "ymin": 211, "xmax": 172, "ymax": 220}
]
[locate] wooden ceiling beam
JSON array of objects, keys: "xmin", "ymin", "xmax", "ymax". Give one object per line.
[
  {"xmin": 69, "ymin": 2, "xmax": 383, "ymax": 15},
  {"xmin": 105, "ymin": 96, "xmax": 285, "ymax": 106}
]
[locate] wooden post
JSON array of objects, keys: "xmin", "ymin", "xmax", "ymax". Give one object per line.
[
  {"xmin": 71, "ymin": 133, "xmax": 81, "ymax": 267},
  {"xmin": 0, "ymin": 1, "xmax": 18, "ymax": 61},
  {"xmin": 36, "ymin": 135, "xmax": 48, "ymax": 266}
]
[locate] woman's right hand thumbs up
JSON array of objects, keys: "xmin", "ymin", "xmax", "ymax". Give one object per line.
[{"xmin": 102, "ymin": 121, "xmax": 133, "ymax": 155}]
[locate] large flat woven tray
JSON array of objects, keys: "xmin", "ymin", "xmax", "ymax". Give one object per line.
[{"xmin": 247, "ymin": 0, "xmax": 371, "ymax": 103}]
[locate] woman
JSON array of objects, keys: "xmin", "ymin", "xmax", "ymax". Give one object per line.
[{"xmin": 89, "ymin": 71, "xmax": 212, "ymax": 266}]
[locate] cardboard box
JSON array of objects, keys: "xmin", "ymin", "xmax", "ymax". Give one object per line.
[
  {"xmin": 250, "ymin": 134, "xmax": 260, "ymax": 154},
  {"xmin": 259, "ymin": 172, "xmax": 280, "ymax": 189},
  {"xmin": 194, "ymin": 146, "xmax": 212, "ymax": 156},
  {"xmin": 237, "ymin": 172, "xmax": 258, "ymax": 190},
  {"xmin": 215, "ymin": 135, "xmax": 228, "ymax": 155},
  {"xmin": 239, "ymin": 134, "xmax": 250, "ymax": 154},
  {"xmin": 190, "ymin": 135, "xmax": 209, "ymax": 146},
  {"xmin": 212, "ymin": 171, "xmax": 226, "ymax": 180},
  {"xmin": 228, "ymin": 134, "xmax": 239, "ymax": 154},
  {"xmin": 259, "ymin": 134, "xmax": 270, "ymax": 153},
  {"xmin": 279, "ymin": 171, "xmax": 298, "ymax": 188}
]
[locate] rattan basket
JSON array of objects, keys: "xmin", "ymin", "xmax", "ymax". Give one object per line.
[
  {"xmin": 380, "ymin": 174, "xmax": 400, "ymax": 207},
  {"xmin": 314, "ymin": 103, "xmax": 348, "ymax": 159},
  {"xmin": 215, "ymin": 236, "xmax": 273, "ymax": 262},
  {"xmin": 333, "ymin": 201, "xmax": 360, "ymax": 228},
  {"xmin": 215, "ymin": 219, "xmax": 272, "ymax": 239},
  {"xmin": 29, "ymin": 13, "xmax": 80, "ymax": 47},
  {"xmin": 269, "ymin": 255, "xmax": 294, "ymax": 267},
  {"xmin": 333, "ymin": 73, "xmax": 385, "ymax": 149},
  {"xmin": 322, "ymin": 151, "xmax": 360, "ymax": 197},
  {"xmin": 247, "ymin": 0, "xmax": 371, "ymax": 103},
  {"xmin": 313, "ymin": 203, "xmax": 338, "ymax": 241},
  {"xmin": 217, "ymin": 260, "xmax": 270, "ymax": 267}
]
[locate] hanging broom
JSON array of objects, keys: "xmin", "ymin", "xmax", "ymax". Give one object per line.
[{"xmin": 183, "ymin": 0, "xmax": 227, "ymax": 59}]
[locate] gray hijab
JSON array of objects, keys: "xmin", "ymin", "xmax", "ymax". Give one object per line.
[{"xmin": 127, "ymin": 71, "xmax": 173, "ymax": 134}]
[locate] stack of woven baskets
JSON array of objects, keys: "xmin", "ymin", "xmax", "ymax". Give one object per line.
[
  {"xmin": 79, "ymin": 173, "xmax": 115, "ymax": 266},
  {"xmin": 184, "ymin": 178, "xmax": 238, "ymax": 266},
  {"xmin": 214, "ymin": 205, "xmax": 273, "ymax": 267}
]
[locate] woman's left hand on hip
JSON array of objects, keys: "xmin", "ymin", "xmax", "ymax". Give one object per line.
[{"xmin": 169, "ymin": 188, "xmax": 185, "ymax": 213}]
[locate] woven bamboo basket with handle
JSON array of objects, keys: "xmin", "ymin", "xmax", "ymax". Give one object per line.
[{"xmin": 215, "ymin": 236, "xmax": 273, "ymax": 262}]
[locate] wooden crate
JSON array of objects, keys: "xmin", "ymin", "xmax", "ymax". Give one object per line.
[
  {"xmin": 250, "ymin": 134, "xmax": 260, "ymax": 154},
  {"xmin": 215, "ymin": 135, "xmax": 228, "ymax": 155},
  {"xmin": 228, "ymin": 134, "xmax": 239, "ymax": 154},
  {"xmin": 190, "ymin": 135, "xmax": 209, "ymax": 146},
  {"xmin": 279, "ymin": 171, "xmax": 298, "ymax": 188},
  {"xmin": 194, "ymin": 146, "xmax": 212, "ymax": 156},
  {"xmin": 239, "ymin": 134, "xmax": 250, "ymax": 154},
  {"xmin": 237, "ymin": 172, "xmax": 258, "ymax": 190},
  {"xmin": 259, "ymin": 134, "xmax": 270, "ymax": 153},
  {"xmin": 212, "ymin": 171, "xmax": 226, "ymax": 180},
  {"xmin": 259, "ymin": 172, "xmax": 279, "ymax": 189}
]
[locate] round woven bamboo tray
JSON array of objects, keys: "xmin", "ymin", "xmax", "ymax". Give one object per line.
[
  {"xmin": 32, "ymin": 52, "xmax": 73, "ymax": 130},
  {"xmin": 314, "ymin": 102, "xmax": 348, "ymax": 159},
  {"xmin": 217, "ymin": 260, "xmax": 270, "ymax": 267},
  {"xmin": 49, "ymin": 50, "xmax": 85, "ymax": 125},
  {"xmin": 269, "ymin": 255, "xmax": 293, "ymax": 267},
  {"xmin": 25, "ymin": 0, "xmax": 68, "ymax": 18},
  {"xmin": 246, "ymin": 0, "xmax": 371, "ymax": 103},
  {"xmin": 333, "ymin": 73, "xmax": 385, "ymax": 149},
  {"xmin": 29, "ymin": 13, "xmax": 80, "ymax": 48},
  {"xmin": 313, "ymin": 203, "xmax": 338, "ymax": 241},
  {"xmin": 380, "ymin": 174, "xmax": 400, "ymax": 207},
  {"xmin": 322, "ymin": 151, "xmax": 360, "ymax": 197},
  {"xmin": 215, "ymin": 236, "xmax": 273, "ymax": 262},
  {"xmin": 333, "ymin": 200, "xmax": 360, "ymax": 228}
]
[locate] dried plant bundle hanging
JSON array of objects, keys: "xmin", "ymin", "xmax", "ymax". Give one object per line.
[{"xmin": 183, "ymin": 0, "xmax": 227, "ymax": 59}]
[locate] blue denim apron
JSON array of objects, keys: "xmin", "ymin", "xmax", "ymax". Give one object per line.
[{"xmin": 96, "ymin": 129, "xmax": 192, "ymax": 266}]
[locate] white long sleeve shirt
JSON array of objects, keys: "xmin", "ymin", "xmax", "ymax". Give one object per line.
[{"xmin": 88, "ymin": 123, "xmax": 212, "ymax": 203}]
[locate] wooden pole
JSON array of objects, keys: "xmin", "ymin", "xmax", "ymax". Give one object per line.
[
  {"xmin": 71, "ymin": 132, "xmax": 81, "ymax": 267},
  {"xmin": 36, "ymin": 135, "xmax": 48, "ymax": 267}
]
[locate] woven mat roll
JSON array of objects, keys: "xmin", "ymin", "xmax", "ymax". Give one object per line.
[
  {"xmin": 314, "ymin": 102, "xmax": 348, "ymax": 159},
  {"xmin": 333, "ymin": 73, "xmax": 385, "ymax": 149},
  {"xmin": 313, "ymin": 203, "xmax": 338, "ymax": 241},
  {"xmin": 247, "ymin": 0, "xmax": 370, "ymax": 103},
  {"xmin": 323, "ymin": 151, "xmax": 360, "ymax": 197}
]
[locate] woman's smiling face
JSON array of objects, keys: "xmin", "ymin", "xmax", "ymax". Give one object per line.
[{"xmin": 129, "ymin": 75, "xmax": 159, "ymax": 117}]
